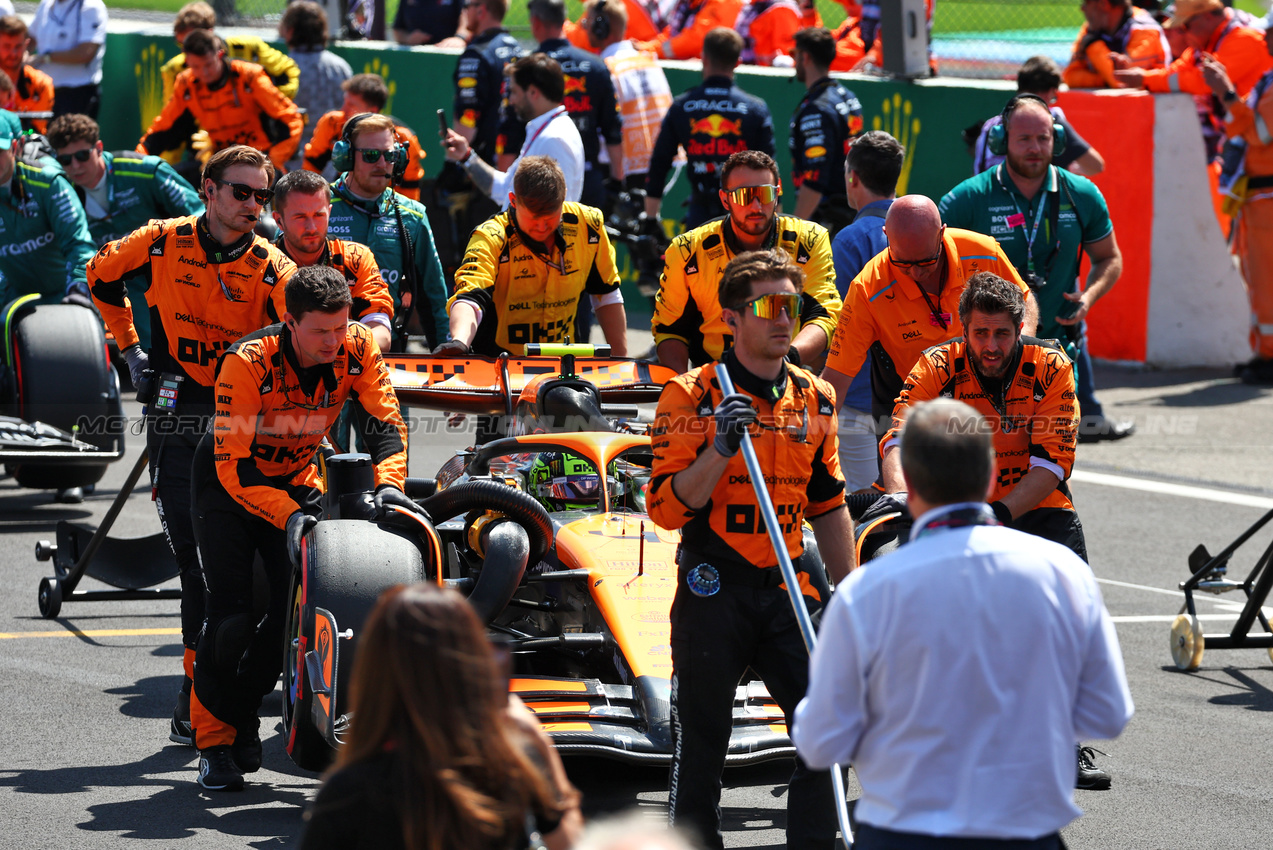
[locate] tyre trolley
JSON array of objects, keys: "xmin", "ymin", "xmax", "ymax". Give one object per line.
[
  {"xmin": 33, "ymin": 447, "xmax": 179, "ymax": 618},
  {"xmin": 1171, "ymin": 508, "xmax": 1273, "ymax": 671}
]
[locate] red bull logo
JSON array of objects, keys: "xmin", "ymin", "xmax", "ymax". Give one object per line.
[
  {"xmin": 689, "ymin": 114, "xmax": 743, "ymax": 137},
  {"xmin": 564, "ymin": 76, "xmax": 587, "ymax": 94}
]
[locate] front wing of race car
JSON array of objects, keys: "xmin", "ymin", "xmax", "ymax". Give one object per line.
[
  {"xmin": 511, "ymin": 675, "xmax": 794, "ymax": 765},
  {"xmin": 508, "ymin": 512, "xmax": 796, "ymax": 766}
]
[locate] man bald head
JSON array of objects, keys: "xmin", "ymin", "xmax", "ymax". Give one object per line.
[{"xmin": 884, "ymin": 195, "xmax": 947, "ymax": 290}]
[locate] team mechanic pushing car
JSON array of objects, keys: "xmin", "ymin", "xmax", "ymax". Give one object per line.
[
  {"xmin": 820, "ymin": 196, "xmax": 1037, "ymax": 453},
  {"xmin": 648, "ymin": 250, "xmax": 855, "ymax": 850},
  {"xmin": 87, "ymin": 145, "xmax": 296, "ymax": 749},
  {"xmin": 49, "ymin": 112, "xmax": 205, "ymax": 351},
  {"xmin": 443, "ymin": 155, "xmax": 627, "ymax": 357},
  {"xmin": 652, "ymin": 149, "xmax": 840, "ymax": 375},
  {"xmin": 189, "ymin": 264, "xmax": 414, "ymax": 791}
]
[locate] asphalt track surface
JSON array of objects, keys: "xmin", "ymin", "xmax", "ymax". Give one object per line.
[{"xmin": 3, "ymin": 360, "xmax": 1273, "ymax": 849}]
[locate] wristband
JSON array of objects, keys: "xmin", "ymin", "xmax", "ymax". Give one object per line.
[
  {"xmin": 989, "ymin": 500, "xmax": 1013, "ymax": 526},
  {"xmin": 459, "ymin": 149, "xmax": 473, "ymax": 165}
]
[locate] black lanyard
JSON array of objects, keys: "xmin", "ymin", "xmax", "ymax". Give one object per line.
[{"xmin": 999, "ymin": 164, "xmax": 1062, "ymax": 277}]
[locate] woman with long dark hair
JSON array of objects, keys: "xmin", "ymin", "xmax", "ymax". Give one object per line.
[{"xmin": 299, "ymin": 583, "xmax": 582, "ymax": 850}]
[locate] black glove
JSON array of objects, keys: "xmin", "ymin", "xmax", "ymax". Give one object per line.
[
  {"xmin": 62, "ymin": 283, "xmax": 97, "ymax": 312},
  {"xmin": 286, "ymin": 510, "xmax": 318, "ymax": 568},
  {"xmin": 990, "ymin": 500, "xmax": 1013, "ymax": 526},
  {"xmin": 712, "ymin": 393, "xmax": 758, "ymax": 458},
  {"xmin": 374, "ymin": 484, "xmax": 429, "ymax": 519},
  {"xmin": 122, "ymin": 344, "xmax": 150, "ymax": 388},
  {"xmin": 859, "ymin": 492, "xmax": 909, "ymax": 525},
  {"xmin": 432, "ymin": 339, "xmax": 470, "ymax": 355},
  {"xmin": 637, "ymin": 212, "xmax": 665, "ymax": 239}
]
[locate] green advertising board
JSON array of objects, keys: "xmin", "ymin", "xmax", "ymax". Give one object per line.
[
  {"xmin": 99, "ymin": 29, "xmax": 1013, "ymax": 206},
  {"xmin": 96, "ymin": 29, "xmax": 1014, "ymax": 309}
]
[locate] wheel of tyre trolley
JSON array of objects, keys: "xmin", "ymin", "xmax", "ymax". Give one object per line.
[
  {"xmin": 11, "ymin": 304, "xmax": 119, "ymax": 490},
  {"xmin": 1170, "ymin": 613, "xmax": 1204, "ymax": 671},
  {"xmin": 37, "ymin": 576, "xmax": 62, "ymax": 619},
  {"xmin": 282, "ymin": 519, "xmax": 427, "ymax": 771}
]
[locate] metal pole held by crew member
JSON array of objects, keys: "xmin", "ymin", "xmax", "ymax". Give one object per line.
[{"xmin": 716, "ymin": 363, "xmax": 854, "ymax": 849}]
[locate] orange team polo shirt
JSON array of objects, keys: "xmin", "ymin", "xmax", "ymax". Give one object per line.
[{"xmin": 825, "ymin": 228, "xmax": 1030, "ymax": 388}]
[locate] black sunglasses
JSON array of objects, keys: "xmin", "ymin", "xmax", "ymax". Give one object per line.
[
  {"xmin": 217, "ymin": 179, "xmax": 273, "ymax": 205},
  {"xmin": 56, "ymin": 149, "xmax": 93, "ymax": 166},
  {"xmin": 889, "ymin": 227, "xmax": 946, "ymax": 270}
]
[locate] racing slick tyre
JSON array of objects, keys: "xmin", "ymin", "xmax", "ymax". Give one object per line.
[
  {"xmin": 283, "ymin": 519, "xmax": 428, "ymax": 771},
  {"xmin": 1170, "ymin": 613, "xmax": 1205, "ymax": 671},
  {"xmin": 10, "ymin": 304, "xmax": 121, "ymax": 490}
]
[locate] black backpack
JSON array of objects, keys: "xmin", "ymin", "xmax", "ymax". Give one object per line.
[{"xmin": 17, "ymin": 130, "xmax": 58, "ymax": 168}]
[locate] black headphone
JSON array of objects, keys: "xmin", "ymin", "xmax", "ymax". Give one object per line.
[
  {"xmin": 987, "ymin": 93, "xmax": 1067, "ymax": 157},
  {"xmin": 331, "ymin": 111, "xmax": 409, "ymax": 180},
  {"xmin": 590, "ymin": 0, "xmax": 611, "ymax": 41}
]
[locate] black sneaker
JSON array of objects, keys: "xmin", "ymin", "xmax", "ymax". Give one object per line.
[
  {"xmin": 1239, "ymin": 358, "xmax": 1273, "ymax": 386},
  {"xmin": 169, "ymin": 689, "xmax": 193, "ymax": 747},
  {"xmin": 1077, "ymin": 745, "xmax": 1111, "ymax": 790},
  {"xmin": 232, "ymin": 729, "xmax": 262, "ymax": 774},
  {"xmin": 197, "ymin": 745, "xmax": 244, "ymax": 791}
]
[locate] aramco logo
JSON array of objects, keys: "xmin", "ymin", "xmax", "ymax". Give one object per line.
[
  {"xmin": 871, "ymin": 93, "xmax": 921, "ymax": 195},
  {"xmin": 134, "ymin": 42, "xmax": 168, "ymax": 133}
]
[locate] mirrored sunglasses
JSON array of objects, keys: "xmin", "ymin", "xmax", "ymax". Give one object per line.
[
  {"xmin": 726, "ymin": 184, "xmax": 779, "ymax": 206},
  {"xmin": 734, "ymin": 292, "xmax": 801, "ymax": 320}
]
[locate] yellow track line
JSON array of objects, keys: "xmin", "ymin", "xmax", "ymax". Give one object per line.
[{"xmin": 0, "ymin": 627, "xmax": 181, "ymax": 639}]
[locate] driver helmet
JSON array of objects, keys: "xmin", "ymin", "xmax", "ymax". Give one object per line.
[{"xmin": 528, "ymin": 451, "xmax": 619, "ymax": 511}]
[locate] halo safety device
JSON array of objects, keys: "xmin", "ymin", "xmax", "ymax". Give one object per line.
[
  {"xmin": 986, "ymin": 93, "xmax": 1067, "ymax": 157},
  {"xmin": 725, "ymin": 184, "xmax": 780, "ymax": 206},
  {"xmin": 331, "ymin": 112, "xmax": 409, "ymax": 180},
  {"xmin": 527, "ymin": 451, "xmax": 622, "ymax": 511},
  {"xmin": 732, "ymin": 292, "xmax": 802, "ymax": 320}
]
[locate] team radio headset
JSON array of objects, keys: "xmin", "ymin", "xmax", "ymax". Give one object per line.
[{"xmin": 332, "ymin": 112, "xmax": 419, "ymax": 347}]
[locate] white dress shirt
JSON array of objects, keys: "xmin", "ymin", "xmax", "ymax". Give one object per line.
[
  {"xmin": 793, "ymin": 502, "xmax": 1133, "ymax": 840},
  {"xmin": 489, "ymin": 105, "xmax": 584, "ymax": 209},
  {"xmin": 29, "ymin": 0, "xmax": 107, "ymax": 88}
]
